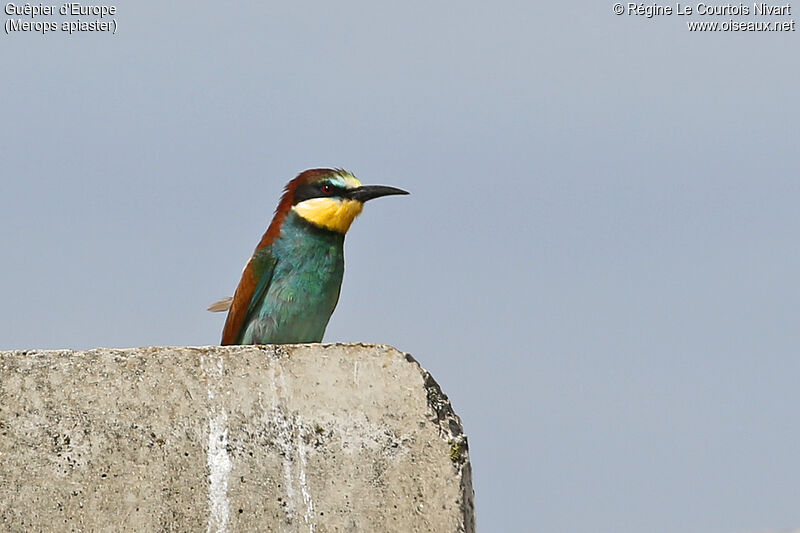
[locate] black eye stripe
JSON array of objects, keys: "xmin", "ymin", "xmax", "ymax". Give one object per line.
[{"xmin": 293, "ymin": 182, "xmax": 346, "ymax": 205}]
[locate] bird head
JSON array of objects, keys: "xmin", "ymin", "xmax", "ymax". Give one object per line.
[{"xmin": 283, "ymin": 169, "xmax": 409, "ymax": 234}]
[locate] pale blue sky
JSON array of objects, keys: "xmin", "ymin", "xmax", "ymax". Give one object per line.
[{"xmin": 3, "ymin": 2, "xmax": 799, "ymax": 532}]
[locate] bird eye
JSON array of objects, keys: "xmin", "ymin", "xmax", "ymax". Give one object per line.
[{"xmin": 320, "ymin": 184, "xmax": 333, "ymax": 194}]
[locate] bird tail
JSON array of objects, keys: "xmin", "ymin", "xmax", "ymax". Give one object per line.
[{"xmin": 207, "ymin": 297, "xmax": 233, "ymax": 312}]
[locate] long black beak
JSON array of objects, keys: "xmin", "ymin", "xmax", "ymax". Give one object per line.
[{"xmin": 347, "ymin": 185, "xmax": 409, "ymax": 202}]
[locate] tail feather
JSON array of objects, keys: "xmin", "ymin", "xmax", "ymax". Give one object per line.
[{"xmin": 207, "ymin": 297, "xmax": 233, "ymax": 312}]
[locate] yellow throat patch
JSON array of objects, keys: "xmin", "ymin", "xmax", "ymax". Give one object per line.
[{"xmin": 292, "ymin": 197, "xmax": 364, "ymax": 233}]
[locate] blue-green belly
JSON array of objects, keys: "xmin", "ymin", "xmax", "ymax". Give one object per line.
[{"xmin": 240, "ymin": 212, "xmax": 345, "ymax": 344}]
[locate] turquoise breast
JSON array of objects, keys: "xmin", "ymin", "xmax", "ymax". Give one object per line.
[{"xmin": 240, "ymin": 211, "xmax": 345, "ymax": 344}]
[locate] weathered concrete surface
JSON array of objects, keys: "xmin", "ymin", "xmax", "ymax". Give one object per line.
[{"xmin": 0, "ymin": 344, "xmax": 474, "ymax": 532}]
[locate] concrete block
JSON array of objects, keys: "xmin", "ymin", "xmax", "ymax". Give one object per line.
[{"xmin": 0, "ymin": 344, "xmax": 474, "ymax": 532}]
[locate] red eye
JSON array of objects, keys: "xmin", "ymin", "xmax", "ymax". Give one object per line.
[{"xmin": 320, "ymin": 184, "xmax": 333, "ymax": 194}]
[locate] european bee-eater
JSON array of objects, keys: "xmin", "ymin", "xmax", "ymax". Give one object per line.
[{"xmin": 209, "ymin": 168, "xmax": 408, "ymax": 345}]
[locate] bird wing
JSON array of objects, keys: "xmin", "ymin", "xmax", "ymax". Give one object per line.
[{"xmin": 220, "ymin": 247, "xmax": 278, "ymax": 345}]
